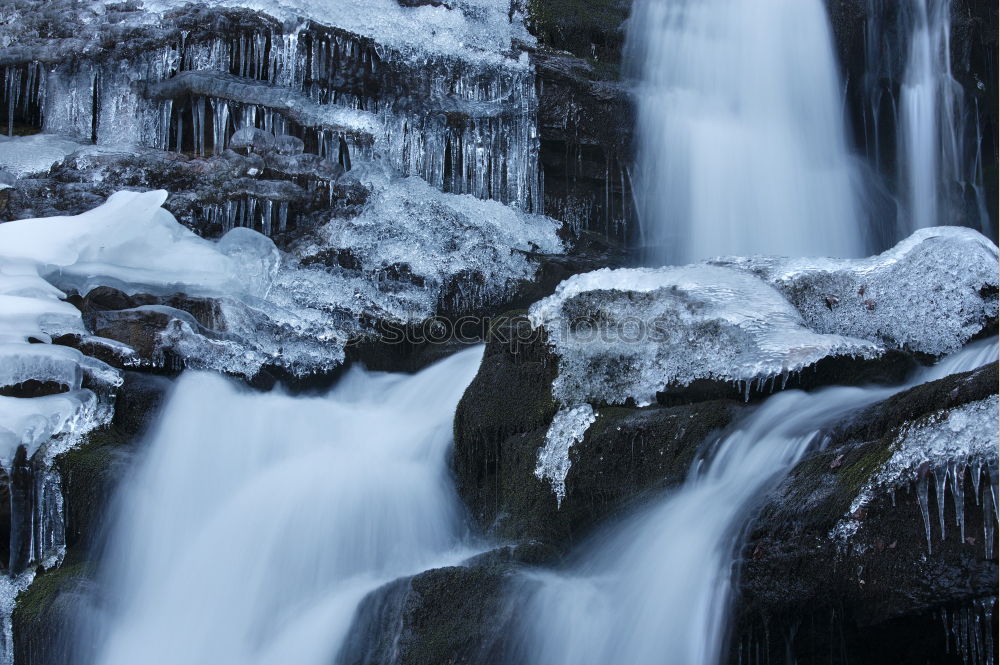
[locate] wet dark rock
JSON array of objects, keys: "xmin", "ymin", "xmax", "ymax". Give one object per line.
[
  {"xmin": 732, "ymin": 362, "xmax": 999, "ymax": 664},
  {"xmin": 533, "ymin": 50, "xmax": 636, "ymax": 241},
  {"xmin": 523, "ymin": 0, "xmax": 631, "ymax": 66},
  {"xmin": 338, "ymin": 562, "xmax": 531, "ymax": 665},
  {"xmin": 452, "ymin": 312, "xmax": 743, "ymax": 557},
  {"xmin": 57, "ymin": 372, "xmax": 172, "ymax": 553},
  {"xmin": 0, "ymin": 380, "xmax": 69, "ymax": 399}
]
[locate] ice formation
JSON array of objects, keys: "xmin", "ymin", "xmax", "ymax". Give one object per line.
[
  {"xmin": 143, "ymin": 0, "xmax": 534, "ymax": 66},
  {"xmin": 716, "ymin": 226, "xmax": 999, "ymax": 356},
  {"xmin": 833, "ymin": 395, "xmax": 999, "ymax": 556},
  {"xmin": 300, "ymin": 171, "xmax": 562, "ymax": 313},
  {"xmin": 528, "ymin": 265, "xmax": 882, "ymax": 407},
  {"xmin": 0, "ymin": 189, "xmax": 370, "ymax": 379},
  {"xmin": 1, "ymin": 0, "xmax": 543, "ymax": 215},
  {"xmin": 535, "ymin": 405, "xmax": 598, "ymax": 508}
]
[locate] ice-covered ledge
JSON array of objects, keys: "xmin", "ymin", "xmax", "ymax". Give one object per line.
[
  {"xmin": 714, "ymin": 226, "xmax": 999, "ymax": 356},
  {"xmin": 529, "ymin": 228, "xmax": 999, "ymax": 408}
]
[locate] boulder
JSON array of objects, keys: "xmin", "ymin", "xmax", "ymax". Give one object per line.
[{"xmin": 732, "ymin": 362, "xmax": 999, "ymax": 664}]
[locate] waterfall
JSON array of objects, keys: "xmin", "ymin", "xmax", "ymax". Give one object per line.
[
  {"xmin": 75, "ymin": 347, "xmax": 483, "ymax": 665},
  {"xmin": 861, "ymin": 0, "xmax": 991, "ymax": 241},
  {"xmin": 897, "ymin": 0, "xmax": 976, "ymax": 236},
  {"xmin": 515, "ymin": 339, "xmax": 997, "ymax": 665},
  {"xmin": 626, "ymin": 0, "xmax": 866, "ymax": 265}
]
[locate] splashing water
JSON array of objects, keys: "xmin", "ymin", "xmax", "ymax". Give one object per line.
[
  {"xmin": 626, "ymin": 0, "xmax": 866, "ymax": 264},
  {"xmin": 516, "ymin": 339, "xmax": 996, "ymax": 665},
  {"xmin": 76, "ymin": 346, "xmax": 483, "ymax": 665}
]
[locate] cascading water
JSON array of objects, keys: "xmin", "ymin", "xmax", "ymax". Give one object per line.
[
  {"xmin": 515, "ymin": 339, "xmax": 997, "ymax": 665},
  {"xmin": 74, "ymin": 347, "xmax": 484, "ymax": 665},
  {"xmin": 626, "ymin": 0, "xmax": 867, "ymax": 264}
]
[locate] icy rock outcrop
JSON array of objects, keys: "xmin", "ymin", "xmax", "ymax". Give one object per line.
[
  {"xmin": 0, "ymin": 189, "xmax": 349, "ymax": 380},
  {"xmin": 529, "ymin": 264, "xmax": 883, "ymax": 407},
  {"xmin": 296, "ymin": 172, "xmax": 563, "ymax": 314},
  {"xmin": 834, "ymin": 395, "xmax": 999, "ymax": 555},
  {"xmin": 717, "ymin": 226, "xmax": 999, "ymax": 356},
  {"xmin": 1, "ymin": 0, "xmax": 542, "ymax": 214}
]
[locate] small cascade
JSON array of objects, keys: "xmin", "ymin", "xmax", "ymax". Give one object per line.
[{"xmin": 70, "ymin": 348, "xmax": 484, "ymax": 665}]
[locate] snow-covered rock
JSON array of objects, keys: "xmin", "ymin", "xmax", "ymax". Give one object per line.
[{"xmin": 716, "ymin": 226, "xmax": 999, "ymax": 356}]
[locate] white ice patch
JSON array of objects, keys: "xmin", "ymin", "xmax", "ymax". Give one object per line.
[
  {"xmin": 535, "ymin": 405, "xmax": 598, "ymax": 507},
  {"xmin": 717, "ymin": 226, "xmax": 999, "ymax": 356},
  {"xmin": 529, "ymin": 264, "xmax": 882, "ymax": 407}
]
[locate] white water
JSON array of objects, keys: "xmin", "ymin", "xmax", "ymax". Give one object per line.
[
  {"xmin": 519, "ymin": 339, "xmax": 997, "ymax": 665},
  {"xmin": 82, "ymin": 347, "xmax": 483, "ymax": 665},
  {"xmin": 626, "ymin": 0, "xmax": 866, "ymax": 265}
]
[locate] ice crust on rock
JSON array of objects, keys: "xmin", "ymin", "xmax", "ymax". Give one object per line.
[
  {"xmin": 832, "ymin": 395, "xmax": 999, "ymax": 553},
  {"xmin": 716, "ymin": 226, "xmax": 999, "ymax": 356},
  {"xmin": 300, "ymin": 172, "xmax": 563, "ymax": 312},
  {"xmin": 535, "ymin": 405, "xmax": 598, "ymax": 508},
  {"xmin": 144, "ymin": 0, "xmax": 534, "ymax": 66},
  {"xmin": 528, "ymin": 265, "xmax": 883, "ymax": 407}
]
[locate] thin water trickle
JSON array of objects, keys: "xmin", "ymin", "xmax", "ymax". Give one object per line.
[{"xmin": 79, "ymin": 347, "xmax": 484, "ymax": 665}]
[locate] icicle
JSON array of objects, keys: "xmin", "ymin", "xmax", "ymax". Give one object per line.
[
  {"xmin": 262, "ymin": 199, "xmax": 273, "ymax": 237},
  {"xmin": 952, "ymin": 461, "xmax": 966, "ymax": 543},
  {"xmin": 916, "ymin": 473, "xmax": 932, "ymax": 554},
  {"xmin": 983, "ymin": 478, "xmax": 995, "ymax": 559},
  {"xmin": 278, "ymin": 201, "xmax": 289, "ymax": 232},
  {"xmin": 983, "ymin": 598, "xmax": 996, "ymax": 665},
  {"xmin": 934, "ymin": 466, "xmax": 948, "ymax": 541},
  {"xmin": 192, "ymin": 96, "xmax": 206, "ymax": 156}
]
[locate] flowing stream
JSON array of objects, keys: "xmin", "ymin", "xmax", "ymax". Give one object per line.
[
  {"xmin": 626, "ymin": 0, "xmax": 867, "ymax": 264},
  {"xmin": 82, "ymin": 347, "xmax": 484, "ymax": 665},
  {"xmin": 516, "ymin": 338, "xmax": 997, "ymax": 665}
]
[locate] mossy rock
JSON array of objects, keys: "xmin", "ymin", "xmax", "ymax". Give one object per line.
[
  {"xmin": 12, "ymin": 558, "xmax": 95, "ymax": 665},
  {"xmin": 56, "ymin": 371, "xmax": 172, "ymax": 552}
]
